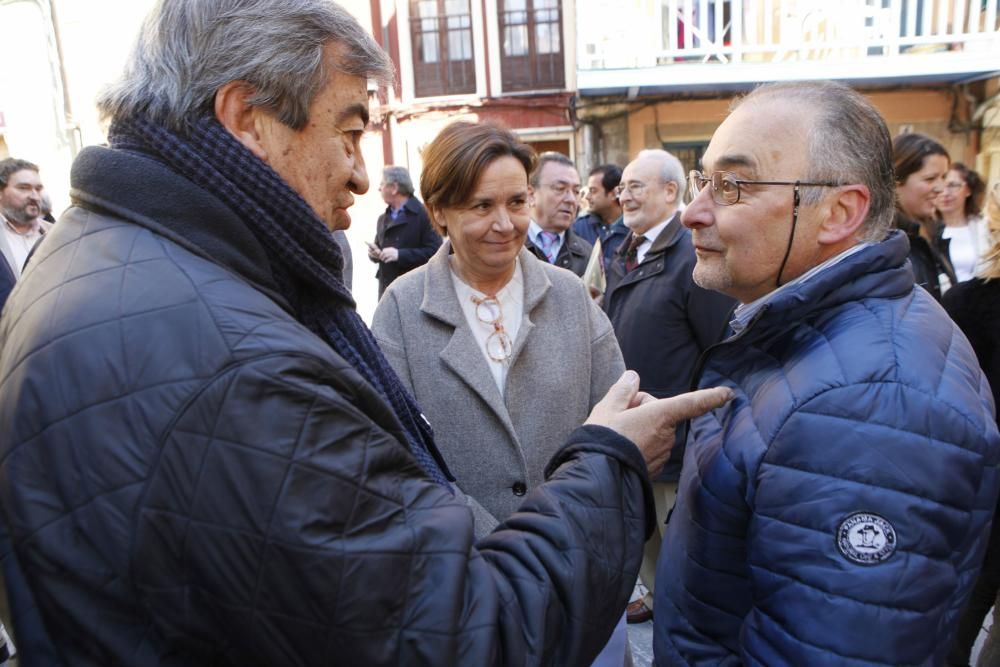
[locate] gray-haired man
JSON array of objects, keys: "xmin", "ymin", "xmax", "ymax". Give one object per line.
[
  {"xmin": 369, "ymin": 165, "xmax": 440, "ymax": 297},
  {"xmin": 0, "ymin": 1, "xmax": 730, "ymax": 664}
]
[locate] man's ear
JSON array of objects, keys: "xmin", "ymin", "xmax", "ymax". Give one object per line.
[
  {"xmin": 527, "ymin": 184, "xmax": 536, "ymax": 207},
  {"xmin": 664, "ymin": 180, "xmax": 679, "ymax": 204},
  {"xmin": 214, "ymin": 81, "xmax": 270, "ymax": 161},
  {"xmin": 817, "ymin": 185, "xmax": 870, "ymax": 245}
]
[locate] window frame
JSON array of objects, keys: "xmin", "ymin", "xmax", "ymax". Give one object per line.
[
  {"xmin": 498, "ymin": 0, "xmax": 566, "ymax": 92},
  {"xmin": 409, "ymin": 0, "xmax": 478, "ymax": 98}
]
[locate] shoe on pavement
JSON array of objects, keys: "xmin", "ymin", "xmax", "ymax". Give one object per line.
[{"xmin": 626, "ymin": 598, "xmax": 652, "ymax": 624}]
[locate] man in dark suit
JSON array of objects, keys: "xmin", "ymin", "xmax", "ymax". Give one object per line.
[
  {"xmin": 369, "ymin": 165, "xmax": 441, "ymax": 297},
  {"xmin": 603, "ymin": 149, "xmax": 735, "ymax": 625},
  {"xmin": 524, "ymin": 152, "xmax": 592, "ymax": 277}
]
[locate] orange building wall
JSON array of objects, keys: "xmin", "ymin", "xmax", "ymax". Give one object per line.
[{"xmin": 625, "ymin": 88, "xmax": 974, "ymax": 165}]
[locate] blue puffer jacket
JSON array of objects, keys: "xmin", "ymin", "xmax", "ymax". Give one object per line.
[{"xmin": 655, "ymin": 232, "xmax": 1000, "ymax": 666}]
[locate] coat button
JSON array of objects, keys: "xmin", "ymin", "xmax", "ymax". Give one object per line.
[{"xmin": 512, "ymin": 481, "xmax": 527, "ymax": 496}]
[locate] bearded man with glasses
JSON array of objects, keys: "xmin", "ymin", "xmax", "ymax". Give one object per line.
[{"xmin": 654, "ymin": 80, "xmax": 1000, "ymax": 666}]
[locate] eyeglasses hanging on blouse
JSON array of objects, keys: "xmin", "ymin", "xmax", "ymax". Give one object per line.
[{"xmin": 471, "ymin": 294, "xmax": 513, "ymax": 363}]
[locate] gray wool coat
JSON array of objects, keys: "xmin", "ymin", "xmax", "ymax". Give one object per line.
[{"xmin": 372, "ymin": 241, "xmax": 625, "ymax": 521}]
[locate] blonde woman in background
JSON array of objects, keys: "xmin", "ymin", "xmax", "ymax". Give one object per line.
[{"xmin": 945, "ymin": 181, "xmax": 1000, "ymax": 667}]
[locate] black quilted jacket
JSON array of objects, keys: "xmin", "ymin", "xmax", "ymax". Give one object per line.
[{"xmin": 0, "ymin": 146, "xmax": 654, "ymax": 666}]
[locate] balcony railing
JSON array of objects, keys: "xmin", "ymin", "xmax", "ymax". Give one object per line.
[{"xmin": 579, "ymin": 0, "xmax": 1000, "ymax": 76}]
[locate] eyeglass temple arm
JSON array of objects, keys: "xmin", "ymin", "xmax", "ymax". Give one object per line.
[{"xmin": 775, "ymin": 183, "xmax": 801, "ymax": 288}]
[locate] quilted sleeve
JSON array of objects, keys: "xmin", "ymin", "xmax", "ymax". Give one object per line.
[
  {"xmin": 134, "ymin": 352, "xmax": 650, "ymax": 665},
  {"xmin": 741, "ymin": 383, "xmax": 1000, "ymax": 666}
]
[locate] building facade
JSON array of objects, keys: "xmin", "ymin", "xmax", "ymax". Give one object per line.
[
  {"xmin": 574, "ymin": 0, "xmax": 1000, "ymax": 188},
  {"xmin": 367, "ymin": 0, "xmax": 578, "ymax": 174}
]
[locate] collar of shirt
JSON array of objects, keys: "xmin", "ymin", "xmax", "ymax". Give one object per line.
[
  {"xmin": 634, "ymin": 217, "xmax": 671, "ymax": 265},
  {"xmin": 529, "ymin": 221, "xmax": 563, "ymax": 247},
  {"xmin": 2, "ymin": 216, "xmax": 42, "ymax": 242},
  {"xmin": 730, "ymin": 242, "xmax": 874, "ymax": 334}
]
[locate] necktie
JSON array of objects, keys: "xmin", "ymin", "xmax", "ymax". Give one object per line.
[
  {"xmin": 624, "ymin": 234, "xmax": 646, "ymax": 273},
  {"xmin": 538, "ymin": 231, "xmax": 559, "ymax": 263}
]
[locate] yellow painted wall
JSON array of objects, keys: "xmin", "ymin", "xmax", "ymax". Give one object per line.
[{"xmin": 625, "ymin": 88, "xmax": 977, "ymax": 166}]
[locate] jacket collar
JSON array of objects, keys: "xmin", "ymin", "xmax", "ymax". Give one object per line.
[
  {"xmin": 607, "ymin": 212, "xmax": 684, "ymax": 290},
  {"xmin": 383, "ymin": 197, "xmax": 421, "ymax": 228},
  {"xmin": 69, "ymin": 145, "xmax": 290, "ymax": 312},
  {"xmin": 420, "ymin": 240, "xmax": 551, "ymax": 327},
  {"xmin": 417, "ymin": 241, "xmax": 549, "ymax": 437},
  {"xmin": 613, "ymin": 211, "xmax": 683, "ymax": 263},
  {"xmin": 643, "ymin": 212, "xmax": 685, "ymax": 257},
  {"xmin": 525, "ymin": 226, "xmax": 589, "ymax": 260},
  {"xmin": 730, "ymin": 231, "xmax": 913, "ymax": 341},
  {"xmin": 560, "ymin": 227, "xmax": 591, "ymax": 258}
]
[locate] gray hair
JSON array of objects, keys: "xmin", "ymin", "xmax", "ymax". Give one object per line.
[
  {"xmin": 382, "ymin": 166, "xmax": 414, "ymax": 196},
  {"xmin": 98, "ymin": 0, "xmax": 394, "ymax": 134},
  {"xmin": 735, "ymin": 81, "xmax": 894, "ymax": 243},
  {"xmin": 635, "ymin": 149, "xmax": 686, "ymax": 200}
]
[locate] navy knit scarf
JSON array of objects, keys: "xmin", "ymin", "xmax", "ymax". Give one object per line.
[{"xmin": 109, "ymin": 115, "xmax": 452, "ymax": 488}]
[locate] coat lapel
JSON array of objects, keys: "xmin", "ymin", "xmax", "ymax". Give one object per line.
[
  {"xmin": 616, "ymin": 213, "xmax": 684, "ymax": 288},
  {"xmin": 0, "ymin": 224, "xmax": 17, "ymax": 277},
  {"xmin": 505, "ymin": 248, "xmax": 550, "ymax": 370},
  {"xmin": 418, "ymin": 242, "xmax": 518, "ymax": 438}
]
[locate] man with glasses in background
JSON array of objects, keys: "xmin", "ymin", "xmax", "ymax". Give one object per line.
[
  {"xmin": 602, "ymin": 148, "xmax": 735, "ymax": 625},
  {"xmin": 654, "ymin": 80, "xmax": 1000, "ymax": 665},
  {"xmin": 525, "ymin": 152, "xmax": 593, "ymax": 276}
]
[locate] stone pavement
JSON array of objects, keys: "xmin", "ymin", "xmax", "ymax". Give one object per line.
[{"xmin": 627, "ymin": 619, "xmax": 654, "ymax": 666}]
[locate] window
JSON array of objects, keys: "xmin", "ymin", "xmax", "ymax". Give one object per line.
[
  {"xmin": 662, "ymin": 141, "xmax": 709, "ymax": 199},
  {"xmin": 410, "ymin": 0, "xmax": 476, "ymax": 97},
  {"xmin": 499, "ymin": 0, "xmax": 565, "ymax": 92}
]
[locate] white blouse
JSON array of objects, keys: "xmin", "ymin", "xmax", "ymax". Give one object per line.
[
  {"xmin": 944, "ymin": 216, "xmax": 988, "ymax": 282},
  {"xmin": 449, "ymin": 258, "xmax": 524, "ymax": 395}
]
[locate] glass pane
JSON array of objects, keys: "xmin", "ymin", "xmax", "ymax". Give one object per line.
[
  {"xmin": 505, "ymin": 0, "xmax": 527, "ymax": 11},
  {"xmin": 420, "ymin": 21, "xmax": 440, "ymax": 63},
  {"xmin": 448, "ymin": 27, "xmax": 472, "ymax": 60},
  {"xmin": 536, "ymin": 7, "xmax": 557, "ymax": 22},
  {"xmin": 536, "ymin": 23, "xmax": 560, "ymax": 54},
  {"xmin": 534, "ymin": 0, "xmax": 557, "ymax": 7},
  {"xmin": 417, "ymin": 0, "xmax": 438, "ymax": 17},
  {"xmin": 504, "ymin": 25, "xmax": 528, "ymax": 55}
]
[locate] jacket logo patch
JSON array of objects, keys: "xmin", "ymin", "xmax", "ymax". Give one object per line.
[{"xmin": 836, "ymin": 512, "xmax": 897, "ymax": 565}]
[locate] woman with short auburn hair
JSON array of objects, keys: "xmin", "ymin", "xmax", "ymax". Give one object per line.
[{"xmin": 372, "ymin": 120, "xmax": 631, "ymax": 666}]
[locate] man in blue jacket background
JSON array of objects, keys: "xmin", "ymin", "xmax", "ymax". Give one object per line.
[{"xmin": 655, "ymin": 80, "xmax": 1000, "ymax": 665}]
